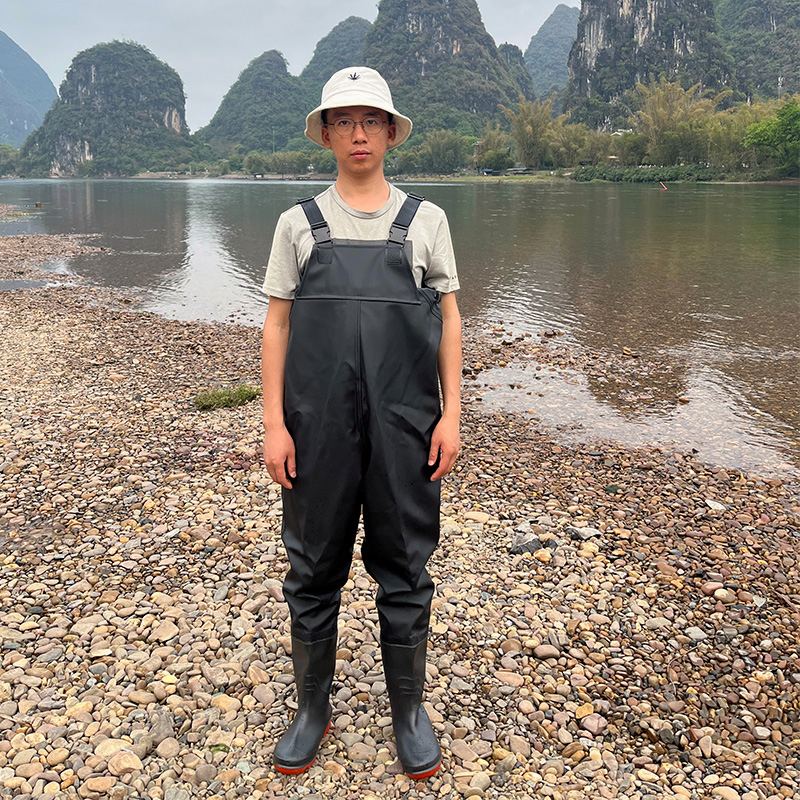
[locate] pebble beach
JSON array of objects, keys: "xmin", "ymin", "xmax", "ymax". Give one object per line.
[{"xmin": 0, "ymin": 227, "xmax": 798, "ymax": 800}]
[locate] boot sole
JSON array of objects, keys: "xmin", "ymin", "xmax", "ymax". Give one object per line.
[
  {"xmin": 406, "ymin": 758, "xmax": 442, "ymax": 781},
  {"xmin": 274, "ymin": 720, "xmax": 332, "ymax": 775}
]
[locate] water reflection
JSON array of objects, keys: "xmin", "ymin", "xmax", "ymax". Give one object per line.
[{"xmin": 0, "ymin": 178, "xmax": 797, "ymax": 477}]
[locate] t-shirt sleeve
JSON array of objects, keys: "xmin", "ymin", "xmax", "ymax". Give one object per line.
[
  {"xmin": 261, "ymin": 213, "xmax": 302, "ymax": 299},
  {"xmin": 424, "ymin": 213, "xmax": 460, "ymax": 293}
]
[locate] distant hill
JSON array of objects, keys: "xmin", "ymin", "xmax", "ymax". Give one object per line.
[
  {"xmin": 195, "ymin": 50, "xmax": 313, "ymax": 154},
  {"xmin": 524, "ymin": 4, "xmax": 580, "ymax": 97},
  {"xmin": 22, "ymin": 41, "xmax": 190, "ymax": 176},
  {"xmin": 566, "ymin": 0, "xmax": 732, "ymax": 124},
  {"xmin": 363, "ymin": 0, "xmax": 534, "ymax": 136},
  {"xmin": 0, "ymin": 30, "xmax": 57, "ymax": 147},
  {"xmin": 714, "ymin": 0, "xmax": 799, "ymax": 98},
  {"xmin": 498, "ymin": 43, "xmax": 535, "ymax": 100},
  {"xmin": 301, "ymin": 16, "xmax": 372, "ymax": 88}
]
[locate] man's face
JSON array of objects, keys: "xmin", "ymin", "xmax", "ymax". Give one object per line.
[{"xmin": 320, "ymin": 105, "xmax": 397, "ymax": 175}]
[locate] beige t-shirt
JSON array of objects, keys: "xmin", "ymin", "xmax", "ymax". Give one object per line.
[{"xmin": 262, "ymin": 184, "xmax": 460, "ymax": 299}]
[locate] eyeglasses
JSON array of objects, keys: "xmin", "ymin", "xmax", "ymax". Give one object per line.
[{"xmin": 325, "ymin": 117, "xmax": 388, "ymax": 136}]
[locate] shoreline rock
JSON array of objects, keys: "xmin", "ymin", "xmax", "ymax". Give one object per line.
[{"xmin": 0, "ymin": 233, "xmax": 798, "ymax": 800}]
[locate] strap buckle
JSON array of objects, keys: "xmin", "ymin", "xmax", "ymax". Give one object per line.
[
  {"xmin": 309, "ymin": 221, "xmax": 331, "ymax": 244},
  {"xmin": 388, "ymin": 223, "xmax": 409, "ymax": 246}
]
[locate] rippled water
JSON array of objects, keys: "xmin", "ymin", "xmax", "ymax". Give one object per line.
[{"xmin": 1, "ymin": 178, "xmax": 798, "ymax": 478}]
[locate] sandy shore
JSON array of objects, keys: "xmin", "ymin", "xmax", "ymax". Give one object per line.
[{"xmin": 0, "ymin": 231, "xmax": 798, "ymax": 800}]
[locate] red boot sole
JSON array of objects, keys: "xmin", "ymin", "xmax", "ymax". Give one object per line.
[
  {"xmin": 407, "ymin": 759, "xmax": 442, "ymax": 781},
  {"xmin": 274, "ymin": 719, "xmax": 332, "ymax": 775}
]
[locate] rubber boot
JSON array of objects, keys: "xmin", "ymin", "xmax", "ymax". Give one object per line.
[
  {"xmin": 273, "ymin": 636, "xmax": 336, "ymax": 774},
  {"xmin": 381, "ymin": 639, "xmax": 442, "ymax": 780}
]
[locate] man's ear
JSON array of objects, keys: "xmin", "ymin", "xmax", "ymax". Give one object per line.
[
  {"xmin": 320, "ymin": 125, "xmax": 333, "ymax": 150},
  {"xmin": 386, "ymin": 123, "xmax": 397, "ymax": 148}
]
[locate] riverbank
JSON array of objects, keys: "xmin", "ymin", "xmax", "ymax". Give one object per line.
[{"xmin": 0, "ymin": 233, "xmax": 798, "ymax": 800}]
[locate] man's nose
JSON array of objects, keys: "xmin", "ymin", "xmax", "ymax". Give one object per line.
[{"xmin": 351, "ymin": 121, "xmax": 369, "ymax": 140}]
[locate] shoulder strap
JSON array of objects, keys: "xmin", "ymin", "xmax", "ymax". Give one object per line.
[
  {"xmin": 387, "ymin": 192, "xmax": 425, "ymax": 246},
  {"xmin": 296, "ymin": 197, "xmax": 332, "ymax": 245}
]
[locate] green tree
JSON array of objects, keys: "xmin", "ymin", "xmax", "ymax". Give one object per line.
[
  {"xmin": 548, "ymin": 118, "xmax": 588, "ymax": 167},
  {"xmin": 271, "ymin": 150, "xmax": 310, "ymax": 177},
  {"xmin": 416, "ymin": 129, "xmax": 469, "ymax": 174},
  {"xmin": 243, "ymin": 150, "xmax": 270, "ymax": 175},
  {"xmin": 310, "ymin": 148, "xmax": 337, "ymax": 174},
  {"xmin": 610, "ymin": 131, "xmax": 648, "ymax": 166},
  {"xmin": 502, "ymin": 95, "xmax": 555, "ymax": 169},
  {"xmin": 474, "ymin": 122, "xmax": 513, "ymax": 170},
  {"xmin": 744, "ymin": 98, "xmax": 800, "ymax": 174},
  {"xmin": 633, "ymin": 78, "xmax": 715, "ymax": 165},
  {"xmin": 0, "ymin": 144, "xmax": 19, "ymax": 176}
]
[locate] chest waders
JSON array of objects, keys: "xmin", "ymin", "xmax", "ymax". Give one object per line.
[{"xmin": 273, "ymin": 194, "xmax": 443, "ymax": 779}]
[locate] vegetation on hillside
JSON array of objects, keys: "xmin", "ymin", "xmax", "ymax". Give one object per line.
[
  {"xmin": 714, "ymin": 0, "xmax": 800, "ymax": 98},
  {"xmin": 300, "ymin": 17, "xmax": 372, "ymax": 87},
  {"xmin": 194, "ymin": 51, "xmax": 313, "ymax": 157},
  {"xmin": 363, "ymin": 0, "xmax": 533, "ymax": 136},
  {"xmin": 20, "ymin": 41, "xmax": 190, "ymax": 176},
  {"xmin": 523, "ymin": 4, "xmax": 580, "ymax": 98}
]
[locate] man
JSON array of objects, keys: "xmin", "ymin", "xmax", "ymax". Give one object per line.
[{"xmin": 261, "ymin": 66, "xmax": 461, "ymax": 779}]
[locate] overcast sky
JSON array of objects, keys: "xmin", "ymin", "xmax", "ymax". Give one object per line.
[{"xmin": 5, "ymin": 0, "xmax": 578, "ymax": 131}]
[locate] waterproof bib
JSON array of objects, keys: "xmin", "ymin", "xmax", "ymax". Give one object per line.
[{"xmin": 280, "ymin": 192, "xmax": 444, "ymax": 646}]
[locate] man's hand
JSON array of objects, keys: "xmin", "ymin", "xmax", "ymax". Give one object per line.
[
  {"xmin": 428, "ymin": 414, "xmax": 460, "ymax": 481},
  {"xmin": 263, "ymin": 425, "xmax": 296, "ymax": 489}
]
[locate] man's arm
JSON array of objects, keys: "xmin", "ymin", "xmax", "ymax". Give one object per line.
[
  {"xmin": 261, "ymin": 297, "xmax": 296, "ymax": 489},
  {"xmin": 428, "ymin": 291, "xmax": 462, "ymax": 481}
]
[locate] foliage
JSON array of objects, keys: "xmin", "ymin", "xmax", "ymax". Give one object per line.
[
  {"xmin": 300, "ymin": 17, "xmax": 372, "ymax": 87},
  {"xmin": 194, "ymin": 385, "xmax": 260, "ymax": 411},
  {"xmin": 416, "ymin": 129, "xmax": 470, "ymax": 173},
  {"xmin": 548, "ymin": 118, "xmax": 588, "ymax": 167},
  {"xmin": 610, "ymin": 131, "xmax": 648, "ymax": 166},
  {"xmin": 272, "ymin": 150, "xmax": 311, "ymax": 177},
  {"xmin": 633, "ymin": 78, "xmax": 717, "ymax": 164},
  {"xmin": 20, "ymin": 40, "xmax": 189, "ymax": 176},
  {"xmin": 714, "ymin": 0, "xmax": 800, "ymax": 98},
  {"xmin": 0, "ymin": 144, "xmax": 19, "ymax": 175},
  {"xmin": 744, "ymin": 98, "xmax": 800, "ymax": 174},
  {"xmin": 363, "ymin": 0, "xmax": 533, "ymax": 136},
  {"xmin": 497, "ymin": 44, "xmax": 535, "ymax": 102},
  {"xmin": 0, "ymin": 30, "xmax": 57, "ymax": 147},
  {"xmin": 195, "ymin": 51, "xmax": 314, "ymax": 156},
  {"xmin": 243, "ymin": 150, "xmax": 270, "ymax": 175},
  {"xmin": 473, "ymin": 122, "xmax": 514, "ymax": 170},
  {"xmin": 310, "ymin": 148, "xmax": 338, "ymax": 174},
  {"xmin": 572, "ymin": 164, "xmax": 731, "ymax": 181},
  {"xmin": 523, "ymin": 4, "xmax": 580, "ymax": 97},
  {"xmin": 502, "ymin": 95, "xmax": 556, "ymax": 168},
  {"xmin": 392, "ymin": 129, "xmax": 470, "ymax": 174},
  {"xmin": 567, "ymin": 0, "xmax": 733, "ymax": 126}
]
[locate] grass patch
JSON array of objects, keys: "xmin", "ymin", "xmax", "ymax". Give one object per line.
[{"xmin": 194, "ymin": 384, "xmax": 260, "ymax": 411}]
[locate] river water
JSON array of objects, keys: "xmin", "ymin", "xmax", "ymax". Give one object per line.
[{"xmin": 1, "ymin": 178, "xmax": 798, "ymax": 479}]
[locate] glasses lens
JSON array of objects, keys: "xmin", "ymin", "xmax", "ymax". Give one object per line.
[{"xmin": 332, "ymin": 118, "xmax": 385, "ymax": 135}]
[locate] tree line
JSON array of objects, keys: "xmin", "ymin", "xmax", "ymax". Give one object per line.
[
  {"xmin": 2, "ymin": 79, "xmax": 797, "ymax": 180},
  {"xmin": 233, "ymin": 80, "xmax": 799, "ymax": 182}
]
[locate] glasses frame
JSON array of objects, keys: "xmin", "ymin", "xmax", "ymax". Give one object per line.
[{"xmin": 325, "ymin": 116, "xmax": 389, "ymax": 137}]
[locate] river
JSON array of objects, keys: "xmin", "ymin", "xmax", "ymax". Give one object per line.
[{"xmin": 1, "ymin": 178, "xmax": 797, "ymax": 479}]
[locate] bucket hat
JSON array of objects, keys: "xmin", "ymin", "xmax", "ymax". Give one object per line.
[{"xmin": 305, "ymin": 67, "xmax": 413, "ymax": 150}]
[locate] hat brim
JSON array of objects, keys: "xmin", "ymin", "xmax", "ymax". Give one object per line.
[{"xmin": 304, "ymin": 96, "xmax": 413, "ymax": 150}]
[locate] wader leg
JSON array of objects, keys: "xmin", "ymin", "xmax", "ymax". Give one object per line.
[
  {"xmin": 281, "ymin": 427, "xmax": 362, "ymax": 642},
  {"xmin": 361, "ymin": 412, "xmax": 440, "ymax": 646}
]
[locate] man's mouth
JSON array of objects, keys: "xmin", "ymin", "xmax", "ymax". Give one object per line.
[{"xmin": 351, "ymin": 150, "xmax": 370, "ymax": 159}]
